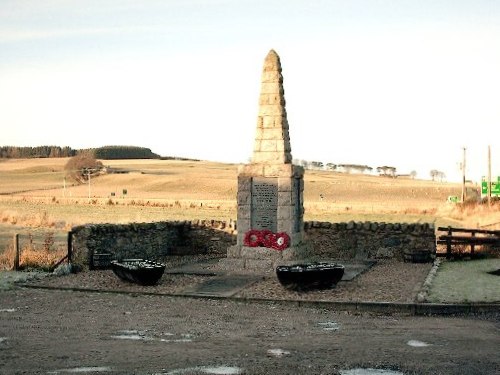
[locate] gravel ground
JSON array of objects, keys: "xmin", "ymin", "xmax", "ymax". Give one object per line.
[
  {"xmin": 3, "ymin": 257, "xmax": 500, "ymax": 375},
  {"xmin": 21, "ymin": 257, "xmax": 433, "ymax": 303}
]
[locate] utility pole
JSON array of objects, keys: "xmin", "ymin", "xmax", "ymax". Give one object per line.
[
  {"xmin": 87, "ymin": 169, "xmax": 91, "ymax": 201},
  {"xmin": 461, "ymin": 147, "xmax": 466, "ymax": 203},
  {"xmin": 487, "ymin": 145, "xmax": 491, "ymax": 207}
]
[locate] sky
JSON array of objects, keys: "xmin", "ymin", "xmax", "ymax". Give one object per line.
[{"xmin": 1, "ymin": 0, "xmax": 499, "ymax": 183}]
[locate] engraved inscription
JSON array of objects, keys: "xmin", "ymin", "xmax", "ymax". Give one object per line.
[{"xmin": 251, "ymin": 177, "xmax": 278, "ymax": 232}]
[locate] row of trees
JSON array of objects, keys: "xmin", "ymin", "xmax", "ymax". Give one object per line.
[
  {"xmin": 294, "ymin": 160, "xmax": 402, "ymax": 177},
  {"xmin": 0, "ymin": 146, "xmax": 76, "ymax": 159},
  {"xmin": 0, "ymin": 145, "xmax": 159, "ymax": 160},
  {"xmin": 430, "ymin": 169, "xmax": 446, "ymax": 181},
  {"xmin": 295, "ymin": 160, "xmax": 450, "ymax": 180}
]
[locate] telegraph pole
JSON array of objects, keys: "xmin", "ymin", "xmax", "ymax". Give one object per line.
[
  {"xmin": 487, "ymin": 145, "xmax": 491, "ymax": 206},
  {"xmin": 461, "ymin": 147, "xmax": 466, "ymax": 203}
]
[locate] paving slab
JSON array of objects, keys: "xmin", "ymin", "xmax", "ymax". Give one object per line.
[
  {"xmin": 342, "ymin": 261, "xmax": 376, "ymax": 281},
  {"xmin": 181, "ymin": 274, "xmax": 264, "ymax": 297}
]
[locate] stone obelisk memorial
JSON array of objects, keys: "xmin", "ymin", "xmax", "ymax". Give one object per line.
[{"xmin": 226, "ymin": 49, "xmax": 310, "ymax": 270}]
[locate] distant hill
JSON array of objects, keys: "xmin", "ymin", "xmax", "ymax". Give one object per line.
[{"xmin": 82, "ymin": 146, "xmax": 160, "ymax": 160}]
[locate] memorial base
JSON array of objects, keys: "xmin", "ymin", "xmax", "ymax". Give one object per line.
[{"xmin": 221, "ymin": 242, "xmax": 312, "ymax": 272}]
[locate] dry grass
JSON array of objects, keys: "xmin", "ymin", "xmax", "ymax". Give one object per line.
[
  {"xmin": 0, "ymin": 158, "xmax": 498, "ymax": 231},
  {"xmin": 0, "ymin": 232, "xmax": 67, "ymax": 271}
]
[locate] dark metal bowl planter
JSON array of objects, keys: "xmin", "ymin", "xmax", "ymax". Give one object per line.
[
  {"xmin": 111, "ymin": 259, "xmax": 166, "ymax": 286},
  {"xmin": 276, "ymin": 262, "xmax": 345, "ymax": 291}
]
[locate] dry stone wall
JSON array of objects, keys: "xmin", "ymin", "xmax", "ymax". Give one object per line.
[
  {"xmin": 304, "ymin": 221, "xmax": 436, "ymax": 261},
  {"xmin": 71, "ymin": 220, "xmax": 236, "ymax": 269},
  {"xmin": 70, "ymin": 220, "xmax": 436, "ymax": 268}
]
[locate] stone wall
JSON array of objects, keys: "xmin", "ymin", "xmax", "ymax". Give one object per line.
[
  {"xmin": 304, "ymin": 221, "xmax": 436, "ymax": 261},
  {"xmin": 70, "ymin": 220, "xmax": 436, "ymax": 268},
  {"xmin": 71, "ymin": 220, "xmax": 236, "ymax": 269}
]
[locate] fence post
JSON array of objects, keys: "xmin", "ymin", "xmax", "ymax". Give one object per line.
[
  {"xmin": 470, "ymin": 230, "xmax": 476, "ymax": 256},
  {"xmin": 67, "ymin": 231, "xmax": 73, "ymax": 263},
  {"xmin": 446, "ymin": 227, "xmax": 452, "ymax": 259},
  {"xmin": 13, "ymin": 234, "xmax": 20, "ymax": 270}
]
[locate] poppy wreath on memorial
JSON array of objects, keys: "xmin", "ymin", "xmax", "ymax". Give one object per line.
[
  {"xmin": 243, "ymin": 229, "xmax": 290, "ymax": 250},
  {"xmin": 272, "ymin": 232, "xmax": 290, "ymax": 251},
  {"xmin": 243, "ymin": 229, "xmax": 263, "ymax": 247},
  {"xmin": 260, "ymin": 230, "xmax": 276, "ymax": 248}
]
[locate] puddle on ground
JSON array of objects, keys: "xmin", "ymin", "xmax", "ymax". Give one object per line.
[
  {"xmin": 318, "ymin": 321, "xmax": 341, "ymax": 331},
  {"xmin": 0, "ymin": 308, "xmax": 16, "ymax": 312},
  {"xmin": 267, "ymin": 348, "xmax": 290, "ymax": 357},
  {"xmin": 110, "ymin": 330, "xmax": 151, "ymax": 341},
  {"xmin": 160, "ymin": 366, "xmax": 242, "ymax": 374},
  {"xmin": 47, "ymin": 367, "xmax": 112, "ymax": 374},
  {"xmin": 111, "ymin": 330, "xmax": 193, "ymax": 343},
  {"xmin": 340, "ymin": 369, "xmax": 404, "ymax": 375},
  {"xmin": 407, "ymin": 340, "xmax": 431, "ymax": 347}
]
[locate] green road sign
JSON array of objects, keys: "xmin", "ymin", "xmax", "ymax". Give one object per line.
[{"xmin": 481, "ymin": 176, "xmax": 500, "ymax": 196}]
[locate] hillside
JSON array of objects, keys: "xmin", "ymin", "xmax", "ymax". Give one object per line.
[{"xmin": 0, "ymin": 157, "xmax": 485, "ymax": 227}]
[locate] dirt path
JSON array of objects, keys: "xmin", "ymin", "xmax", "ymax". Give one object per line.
[{"xmin": 0, "ymin": 286, "xmax": 498, "ymax": 375}]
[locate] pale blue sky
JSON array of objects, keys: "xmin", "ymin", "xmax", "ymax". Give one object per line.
[{"xmin": 1, "ymin": 0, "xmax": 499, "ymax": 182}]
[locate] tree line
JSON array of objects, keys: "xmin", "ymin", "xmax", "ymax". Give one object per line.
[
  {"xmin": 0, "ymin": 145, "xmax": 159, "ymax": 160},
  {"xmin": 0, "ymin": 146, "xmax": 76, "ymax": 158},
  {"xmin": 294, "ymin": 159, "xmax": 446, "ymax": 180}
]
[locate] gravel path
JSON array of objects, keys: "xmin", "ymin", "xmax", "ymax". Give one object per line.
[{"xmin": 21, "ymin": 257, "xmax": 433, "ymax": 303}]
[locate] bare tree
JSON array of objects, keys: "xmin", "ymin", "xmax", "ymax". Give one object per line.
[
  {"xmin": 65, "ymin": 153, "xmax": 103, "ymax": 183},
  {"xmin": 377, "ymin": 166, "xmax": 397, "ymax": 177}
]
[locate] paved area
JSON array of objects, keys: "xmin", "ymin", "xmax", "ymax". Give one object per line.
[{"xmin": 163, "ymin": 261, "xmax": 375, "ymax": 297}]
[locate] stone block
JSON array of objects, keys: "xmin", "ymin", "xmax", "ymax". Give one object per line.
[
  {"xmin": 241, "ymin": 246, "xmax": 283, "ymax": 261},
  {"xmin": 226, "ymin": 245, "xmax": 241, "ymax": 258},
  {"xmin": 281, "ymin": 243, "xmax": 311, "ymax": 261},
  {"xmin": 277, "ymin": 207, "xmax": 292, "ymax": 220},
  {"xmin": 261, "ymin": 70, "xmax": 282, "ymax": 83},
  {"xmin": 239, "ymin": 164, "xmax": 264, "ymax": 176},
  {"xmin": 218, "ymin": 258, "xmax": 246, "ymax": 270},
  {"xmin": 245, "ymin": 258, "xmax": 274, "ymax": 271},
  {"xmin": 375, "ymin": 247, "xmax": 394, "ymax": 259},
  {"xmin": 278, "ymin": 191, "xmax": 292, "ymax": 205},
  {"xmin": 263, "ymin": 163, "xmax": 294, "ymax": 177},
  {"xmin": 277, "ymin": 219, "xmax": 294, "ymax": 234},
  {"xmin": 259, "ymin": 82, "xmax": 282, "ymax": 94},
  {"xmin": 262, "ymin": 116, "xmax": 275, "ymax": 128},
  {"xmin": 278, "ymin": 177, "xmax": 292, "ymax": 192},
  {"xmin": 237, "ymin": 191, "xmax": 250, "ymax": 205},
  {"xmin": 259, "ymin": 104, "xmax": 286, "ymax": 117},
  {"xmin": 276, "ymin": 140, "xmax": 291, "ymax": 153},
  {"xmin": 259, "ymin": 93, "xmax": 285, "ymax": 105},
  {"xmin": 261, "ymin": 128, "xmax": 285, "ymax": 141},
  {"xmin": 238, "ymin": 176, "xmax": 252, "ymax": 192}
]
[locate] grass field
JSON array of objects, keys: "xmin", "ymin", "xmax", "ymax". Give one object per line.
[
  {"xmin": 427, "ymin": 259, "xmax": 500, "ymax": 303},
  {"xmin": 0, "ymin": 158, "xmax": 498, "ymax": 256}
]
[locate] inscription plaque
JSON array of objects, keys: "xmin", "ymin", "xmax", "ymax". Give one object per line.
[{"xmin": 251, "ymin": 177, "xmax": 278, "ymax": 232}]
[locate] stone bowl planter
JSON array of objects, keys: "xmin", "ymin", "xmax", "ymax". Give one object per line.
[
  {"xmin": 111, "ymin": 259, "xmax": 166, "ymax": 286},
  {"xmin": 276, "ymin": 262, "xmax": 345, "ymax": 291}
]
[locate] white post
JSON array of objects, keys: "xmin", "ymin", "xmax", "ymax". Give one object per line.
[{"xmin": 88, "ymin": 170, "xmax": 91, "ymax": 200}]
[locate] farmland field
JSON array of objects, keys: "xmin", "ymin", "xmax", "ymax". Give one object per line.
[{"xmin": 0, "ymin": 158, "xmax": 498, "ymax": 254}]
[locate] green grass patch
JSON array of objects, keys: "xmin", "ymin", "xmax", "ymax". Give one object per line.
[{"xmin": 427, "ymin": 258, "xmax": 500, "ymax": 303}]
